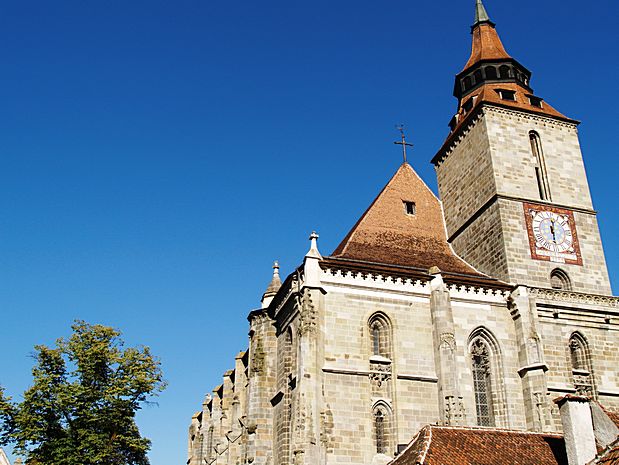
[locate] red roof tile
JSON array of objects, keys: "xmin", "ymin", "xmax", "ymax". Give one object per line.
[
  {"xmin": 463, "ymin": 22, "xmax": 511, "ymax": 71},
  {"xmin": 391, "ymin": 425, "xmax": 568, "ymax": 465},
  {"xmin": 331, "ymin": 163, "xmax": 486, "ymax": 277}
]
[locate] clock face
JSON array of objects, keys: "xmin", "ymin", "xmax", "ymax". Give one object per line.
[{"xmin": 524, "ymin": 203, "xmax": 582, "ymax": 265}]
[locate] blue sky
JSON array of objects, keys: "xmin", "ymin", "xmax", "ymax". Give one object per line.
[{"xmin": 0, "ymin": 1, "xmax": 617, "ymax": 464}]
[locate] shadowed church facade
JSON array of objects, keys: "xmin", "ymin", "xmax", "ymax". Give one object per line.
[{"xmin": 187, "ymin": 2, "xmax": 619, "ymax": 464}]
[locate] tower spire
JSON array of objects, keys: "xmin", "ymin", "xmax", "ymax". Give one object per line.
[{"xmin": 473, "ymin": 0, "xmax": 493, "ymax": 27}]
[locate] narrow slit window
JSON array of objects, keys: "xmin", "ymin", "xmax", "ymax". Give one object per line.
[
  {"xmin": 529, "ymin": 131, "xmax": 552, "ymax": 201},
  {"xmin": 529, "ymin": 96, "xmax": 543, "ymax": 108},
  {"xmin": 403, "ymin": 201, "xmax": 416, "ymax": 216}
]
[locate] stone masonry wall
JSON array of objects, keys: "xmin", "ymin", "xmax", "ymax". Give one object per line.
[
  {"xmin": 436, "ymin": 113, "xmax": 496, "ymax": 236},
  {"xmin": 534, "ymin": 292, "xmax": 619, "ymax": 423},
  {"xmin": 436, "ymin": 105, "xmax": 612, "ymax": 295}
]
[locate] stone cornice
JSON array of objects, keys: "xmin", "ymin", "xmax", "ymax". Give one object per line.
[
  {"xmin": 432, "ymin": 103, "xmax": 578, "ymax": 166},
  {"xmin": 530, "ymin": 287, "xmax": 619, "ymax": 309}
]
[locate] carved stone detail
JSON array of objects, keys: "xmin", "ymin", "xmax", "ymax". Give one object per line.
[
  {"xmin": 439, "ymin": 333, "xmax": 456, "ymax": 351},
  {"xmin": 573, "ymin": 372, "xmax": 594, "ymax": 396},
  {"xmin": 444, "ymin": 395, "xmax": 465, "ymax": 425},
  {"xmin": 369, "ymin": 363, "xmax": 392, "ymax": 388},
  {"xmin": 297, "ymin": 288, "xmax": 317, "ymax": 336},
  {"xmin": 529, "ymin": 287, "xmax": 619, "ymax": 308}
]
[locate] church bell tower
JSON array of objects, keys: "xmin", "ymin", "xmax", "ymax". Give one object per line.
[{"xmin": 433, "ymin": 0, "xmax": 612, "ymax": 295}]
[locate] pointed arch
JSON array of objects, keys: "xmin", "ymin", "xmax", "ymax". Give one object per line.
[
  {"xmin": 568, "ymin": 332, "xmax": 596, "ymax": 397},
  {"xmin": 368, "ymin": 312, "xmax": 393, "ymax": 359},
  {"xmin": 372, "ymin": 401, "xmax": 393, "ymax": 456},
  {"xmin": 529, "ymin": 131, "xmax": 552, "ymax": 201},
  {"xmin": 468, "ymin": 327, "xmax": 508, "ymax": 427}
]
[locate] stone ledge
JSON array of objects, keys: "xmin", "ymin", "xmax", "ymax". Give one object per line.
[
  {"xmin": 322, "ymin": 366, "xmax": 438, "ymax": 383},
  {"xmin": 530, "ymin": 287, "xmax": 619, "ymax": 309}
]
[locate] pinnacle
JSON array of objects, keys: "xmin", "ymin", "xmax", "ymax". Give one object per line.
[
  {"xmin": 264, "ymin": 261, "xmax": 282, "ymax": 295},
  {"xmin": 473, "ymin": 0, "xmax": 493, "ymax": 27}
]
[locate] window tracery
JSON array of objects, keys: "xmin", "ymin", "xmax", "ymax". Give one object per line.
[
  {"xmin": 373, "ymin": 404, "xmax": 392, "ymax": 455},
  {"xmin": 569, "ymin": 332, "xmax": 595, "ymax": 397},
  {"xmin": 471, "ymin": 338, "xmax": 494, "ymax": 427}
]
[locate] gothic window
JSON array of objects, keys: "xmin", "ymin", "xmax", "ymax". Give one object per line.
[
  {"xmin": 485, "ymin": 66, "xmax": 497, "ymax": 80},
  {"xmin": 373, "ymin": 404, "xmax": 392, "ymax": 455},
  {"xmin": 529, "ymin": 131, "xmax": 552, "ymax": 201},
  {"xmin": 550, "ymin": 268, "xmax": 572, "ymax": 291},
  {"xmin": 471, "ymin": 338, "xmax": 494, "ymax": 426},
  {"xmin": 369, "ymin": 314, "xmax": 392, "ymax": 359},
  {"xmin": 569, "ymin": 332, "xmax": 595, "ymax": 397}
]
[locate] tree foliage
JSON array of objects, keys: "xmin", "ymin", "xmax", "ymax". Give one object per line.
[{"xmin": 0, "ymin": 321, "xmax": 166, "ymax": 465}]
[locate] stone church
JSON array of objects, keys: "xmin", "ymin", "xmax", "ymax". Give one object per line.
[{"xmin": 187, "ymin": 1, "xmax": 619, "ymax": 464}]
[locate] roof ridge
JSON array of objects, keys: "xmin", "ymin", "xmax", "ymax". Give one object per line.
[{"xmin": 428, "ymin": 424, "xmax": 564, "ymax": 437}]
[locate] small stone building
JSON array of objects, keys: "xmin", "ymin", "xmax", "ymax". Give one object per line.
[{"xmin": 187, "ymin": 1, "xmax": 619, "ymax": 464}]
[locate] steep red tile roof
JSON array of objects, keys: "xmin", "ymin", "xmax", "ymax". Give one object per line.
[
  {"xmin": 391, "ymin": 425, "xmax": 568, "ymax": 465},
  {"xmin": 331, "ymin": 163, "xmax": 486, "ymax": 277},
  {"xmin": 463, "ymin": 22, "xmax": 511, "ymax": 71}
]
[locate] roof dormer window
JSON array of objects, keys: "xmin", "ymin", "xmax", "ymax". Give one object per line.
[
  {"xmin": 496, "ymin": 89, "xmax": 516, "ymax": 101},
  {"xmin": 528, "ymin": 95, "xmax": 543, "ymax": 108}
]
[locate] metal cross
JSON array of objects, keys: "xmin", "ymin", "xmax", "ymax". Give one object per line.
[{"xmin": 394, "ymin": 124, "xmax": 413, "ymax": 163}]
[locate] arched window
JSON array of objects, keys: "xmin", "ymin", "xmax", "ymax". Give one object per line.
[
  {"xmin": 569, "ymin": 333, "xmax": 595, "ymax": 397},
  {"xmin": 463, "ymin": 76, "xmax": 472, "ymax": 91},
  {"xmin": 529, "ymin": 131, "xmax": 552, "ymax": 201},
  {"xmin": 550, "ymin": 269, "xmax": 572, "ymax": 291},
  {"xmin": 474, "ymin": 69, "xmax": 483, "ymax": 84},
  {"xmin": 373, "ymin": 404, "xmax": 392, "ymax": 455},
  {"xmin": 369, "ymin": 314, "xmax": 392, "ymax": 359},
  {"xmin": 499, "ymin": 65, "xmax": 511, "ymax": 79},
  {"xmin": 471, "ymin": 338, "xmax": 494, "ymax": 426},
  {"xmin": 485, "ymin": 66, "xmax": 497, "ymax": 80}
]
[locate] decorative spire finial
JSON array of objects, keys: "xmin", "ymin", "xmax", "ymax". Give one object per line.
[
  {"xmin": 272, "ymin": 260, "xmax": 280, "ymax": 279},
  {"xmin": 305, "ymin": 231, "xmax": 322, "ymax": 260},
  {"xmin": 394, "ymin": 124, "xmax": 413, "ymax": 164},
  {"xmin": 473, "ymin": 0, "xmax": 493, "ymax": 27}
]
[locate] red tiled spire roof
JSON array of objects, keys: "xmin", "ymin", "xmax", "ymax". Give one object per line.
[
  {"xmin": 463, "ymin": 21, "xmax": 511, "ymax": 71},
  {"xmin": 433, "ymin": 1, "xmax": 576, "ymax": 164},
  {"xmin": 331, "ymin": 163, "xmax": 485, "ymax": 277}
]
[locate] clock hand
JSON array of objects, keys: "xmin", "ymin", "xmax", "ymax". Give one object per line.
[{"xmin": 549, "ymin": 220, "xmax": 557, "ymax": 243}]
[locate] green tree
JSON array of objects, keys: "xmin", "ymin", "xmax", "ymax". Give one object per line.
[{"xmin": 0, "ymin": 321, "xmax": 166, "ymax": 465}]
